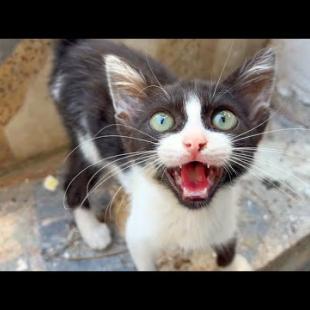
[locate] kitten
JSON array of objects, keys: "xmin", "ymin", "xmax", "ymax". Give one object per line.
[{"xmin": 50, "ymin": 39, "xmax": 275, "ymax": 271}]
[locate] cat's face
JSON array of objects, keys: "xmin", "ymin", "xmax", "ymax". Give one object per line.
[{"xmin": 105, "ymin": 49, "xmax": 276, "ymax": 209}]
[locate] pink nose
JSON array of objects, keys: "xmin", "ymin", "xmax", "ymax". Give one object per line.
[{"xmin": 183, "ymin": 136, "xmax": 207, "ymax": 155}]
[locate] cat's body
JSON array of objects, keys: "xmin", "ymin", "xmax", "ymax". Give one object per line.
[{"xmin": 50, "ymin": 39, "xmax": 275, "ymax": 271}]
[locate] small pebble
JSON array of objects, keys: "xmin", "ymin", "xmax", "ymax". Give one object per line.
[
  {"xmin": 303, "ymin": 187, "xmax": 310, "ymax": 197},
  {"xmin": 16, "ymin": 258, "xmax": 28, "ymax": 271},
  {"xmin": 289, "ymin": 215, "xmax": 297, "ymax": 222},
  {"xmin": 276, "ymin": 83, "xmax": 292, "ymax": 97},
  {"xmin": 246, "ymin": 200, "xmax": 253, "ymax": 208},
  {"xmin": 63, "ymin": 252, "xmax": 70, "ymax": 259},
  {"xmin": 43, "ymin": 175, "xmax": 59, "ymax": 192},
  {"xmin": 291, "ymin": 223, "xmax": 297, "ymax": 234}
]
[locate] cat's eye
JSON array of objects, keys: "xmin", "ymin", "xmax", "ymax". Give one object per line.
[
  {"xmin": 150, "ymin": 112, "xmax": 174, "ymax": 132},
  {"xmin": 212, "ymin": 110, "xmax": 238, "ymax": 131}
]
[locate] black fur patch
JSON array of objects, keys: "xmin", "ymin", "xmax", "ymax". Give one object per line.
[{"xmin": 213, "ymin": 238, "xmax": 237, "ymax": 267}]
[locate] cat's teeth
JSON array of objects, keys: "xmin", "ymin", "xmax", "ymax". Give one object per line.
[
  {"xmin": 183, "ymin": 188, "xmax": 208, "ymax": 197},
  {"xmin": 206, "ymin": 163, "xmax": 210, "ymax": 169}
]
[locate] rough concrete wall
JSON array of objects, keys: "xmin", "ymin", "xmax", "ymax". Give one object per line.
[
  {"xmin": 271, "ymin": 39, "xmax": 310, "ymax": 127},
  {"xmin": 0, "ymin": 39, "xmax": 68, "ymax": 170},
  {"xmin": 117, "ymin": 39, "xmax": 268, "ymax": 79},
  {"xmin": 4, "ymin": 46, "xmax": 68, "ymax": 161},
  {"xmin": 0, "ymin": 39, "xmax": 268, "ymax": 171}
]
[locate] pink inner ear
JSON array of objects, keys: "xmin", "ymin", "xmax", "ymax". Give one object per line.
[
  {"xmin": 106, "ymin": 54, "xmax": 148, "ymax": 121},
  {"xmin": 116, "ymin": 111, "xmax": 130, "ymax": 122}
]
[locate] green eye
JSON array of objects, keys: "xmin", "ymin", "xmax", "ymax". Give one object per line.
[
  {"xmin": 150, "ymin": 112, "xmax": 174, "ymax": 132},
  {"xmin": 212, "ymin": 110, "xmax": 238, "ymax": 131}
]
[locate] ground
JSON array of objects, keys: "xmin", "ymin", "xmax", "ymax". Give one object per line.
[{"xmin": 0, "ymin": 113, "xmax": 310, "ymax": 271}]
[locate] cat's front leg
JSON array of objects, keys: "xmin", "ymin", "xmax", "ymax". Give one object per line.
[
  {"xmin": 126, "ymin": 239, "xmax": 157, "ymax": 271},
  {"xmin": 213, "ymin": 239, "xmax": 252, "ymax": 271},
  {"xmin": 64, "ymin": 151, "xmax": 111, "ymax": 251},
  {"xmin": 125, "ymin": 219, "xmax": 157, "ymax": 271}
]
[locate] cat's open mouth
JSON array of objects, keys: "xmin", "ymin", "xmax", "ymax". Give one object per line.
[{"xmin": 166, "ymin": 161, "xmax": 223, "ymax": 208}]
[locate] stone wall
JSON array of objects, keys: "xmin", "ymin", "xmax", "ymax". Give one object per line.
[
  {"xmin": 117, "ymin": 39, "xmax": 268, "ymax": 80},
  {"xmin": 0, "ymin": 39, "xmax": 69, "ymax": 171},
  {"xmin": 0, "ymin": 39, "xmax": 268, "ymax": 171},
  {"xmin": 271, "ymin": 39, "xmax": 310, "ymax": 127}
]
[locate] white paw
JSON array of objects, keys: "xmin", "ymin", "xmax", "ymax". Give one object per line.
[
  {"xmin": 74, "ymin": 208, "xmax": 112, "ymax": 250},
  {"xmin": 221, "ymin": 254, "xmax": 253, "ymax": 271},
  {"xmin": 81, "ymin": 223, "xmax": 112, "ymax": 250}
]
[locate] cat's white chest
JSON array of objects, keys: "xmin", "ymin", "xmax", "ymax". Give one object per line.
[{"xmin": 120, "ymin": 167, "xmax": 239, "ymax": 253}]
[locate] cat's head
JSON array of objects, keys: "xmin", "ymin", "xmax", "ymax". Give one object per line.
[{"xmin": 104, "ymin": 48, "xmax": 276, "ymax": 209}]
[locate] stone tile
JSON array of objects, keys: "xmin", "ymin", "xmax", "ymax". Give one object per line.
[{"xmin": 0, "ymin": 181, "xmax": 44, "ymax": 271}]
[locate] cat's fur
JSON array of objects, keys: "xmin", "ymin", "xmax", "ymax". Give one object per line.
[{"xmin": 50, "ymin": 39, "xmax": 275, "ymax": 271}]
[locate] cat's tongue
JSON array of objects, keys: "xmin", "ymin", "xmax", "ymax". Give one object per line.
[{"xmin": 180, "ymin": 162, "xmax": 209, "ymax": 199}]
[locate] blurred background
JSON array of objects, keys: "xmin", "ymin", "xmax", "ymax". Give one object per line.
[{"xmin": 0, "ymin": 39, "xmax": 309, "ymax": 271}]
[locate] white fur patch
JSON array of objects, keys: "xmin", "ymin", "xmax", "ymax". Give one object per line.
[
  {"xmin": 75, "ymin": 118, "xmax": 131, "ymax": 186},
  {"xmin": 51, "ymin": 75, "xmax": 64, "ymax": 102},
  {"xmin": 74, "ymin": 208, "xmax": 111, "ymax": 250},
  {"xmin": 123, "ymin": 166, "xmax": 239, "ymax": 270},
  {"xmin": 77, "ymin": 129, "xmax": 102, "ymax": 166},
  {"xmin": 157, "ymin": 93, "xmax": 233, "ymax": 168},
  {"xmin": 184, "ymin": 94, "xmax": 204, "ymax": 129}
]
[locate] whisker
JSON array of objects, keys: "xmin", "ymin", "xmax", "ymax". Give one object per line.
[
  {"xmin": 224, "ymin": 159, "xmax": 238, "ymax": 178},
  {"xmin": 229, "ymin": 156, "xmax": 305, "ymax": 201},
  {"xmin": 160, "ymin": 167, "xmax": 167, "ymax": 181},
  {"xmin": 64, "ymin": 128, "xmax": 159, "ymax": 163},
  {"xmin": 105, "ymin": 185, "xmax": 123, "ymax": 221},
  {"xmin": 139, "ymin": 84, "xmax": 170, "ymax": 100},
  {"xmin": 145, "ymin": 54, "xmax": 170, "ymax": 100},
  {"xmin": 86, "ymin": 154, "xmax": 158, "ymax": 194},
  {"xmin": 229, "ymin": 158, "xmax": 301, "ymax": 202},
  {"xmin": 94, "ymin": 134, "xmax": 159, "ymax": 145},
  {"xmin": 95, "ymin": 123, "xmax": 159, "ymax": 141},
  {"xmin": 222, "ymin": 163, "xmax": 233, "ymax": 183},
  {"xmin": 143, "ymin": 160, "xmax": 163, "ymax": 178},
  {"xmin": 231, "ymin": 152, "xmax": 310, "ymax": 189},
  {"xmin": 80, "ymin": 155, "xmax": 158, "ymax": 208},
  {"xmin": 229, "ymin": 108, "xmax": 287, "ymax": 144},
  {"xmin": 233, "ymin": 147, "xmax": 310, "ymax": 162},
  {"xmin": 62, "ymin": 150, "xmax": 158, "ymax": 209},
  {"xmin": 232, "ymin": 128, "xmax": 310, "ymax": 143},
  {"xmin": 211, "ymin": 40, "xmax": 234, "ymax": 102}
]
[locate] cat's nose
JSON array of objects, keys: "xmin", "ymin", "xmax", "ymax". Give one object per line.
[{"xmin": 183, "ymin": 136, "xmax": 207, "ymax": 155}]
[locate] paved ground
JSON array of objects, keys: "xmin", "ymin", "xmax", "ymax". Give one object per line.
[
  {"xmin": 0, "ymin": 153, "xmax": 135, "ymax": 271},
  {"xmin": 0, "ymin": 113, "xmax": 310, "ymax": 271}
]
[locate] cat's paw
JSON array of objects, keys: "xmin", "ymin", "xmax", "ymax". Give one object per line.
[
  {"xmin": 221, "ymin": 254, "xmax": 253, "ymax": 271},
  {"xmin": 74, "ymin": 208, "xmax": 112, "ymax": 250},
  {"xmin": 81, "ymin": 222, "xmax": 112, "ymax": 250}
]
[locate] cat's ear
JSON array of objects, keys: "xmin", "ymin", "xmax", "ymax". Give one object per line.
[
  {"xmin": 223, "ymin": 48, "xmax": 276, "ymax": 120},
  {"xmin": 104, "ymin": 55, "xmax": 147, "ymax": 123}
]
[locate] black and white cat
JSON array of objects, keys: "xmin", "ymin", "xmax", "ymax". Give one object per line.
[{"xmin": 50, "ymin": 39, "xmax": 275, "ymax": 271}]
